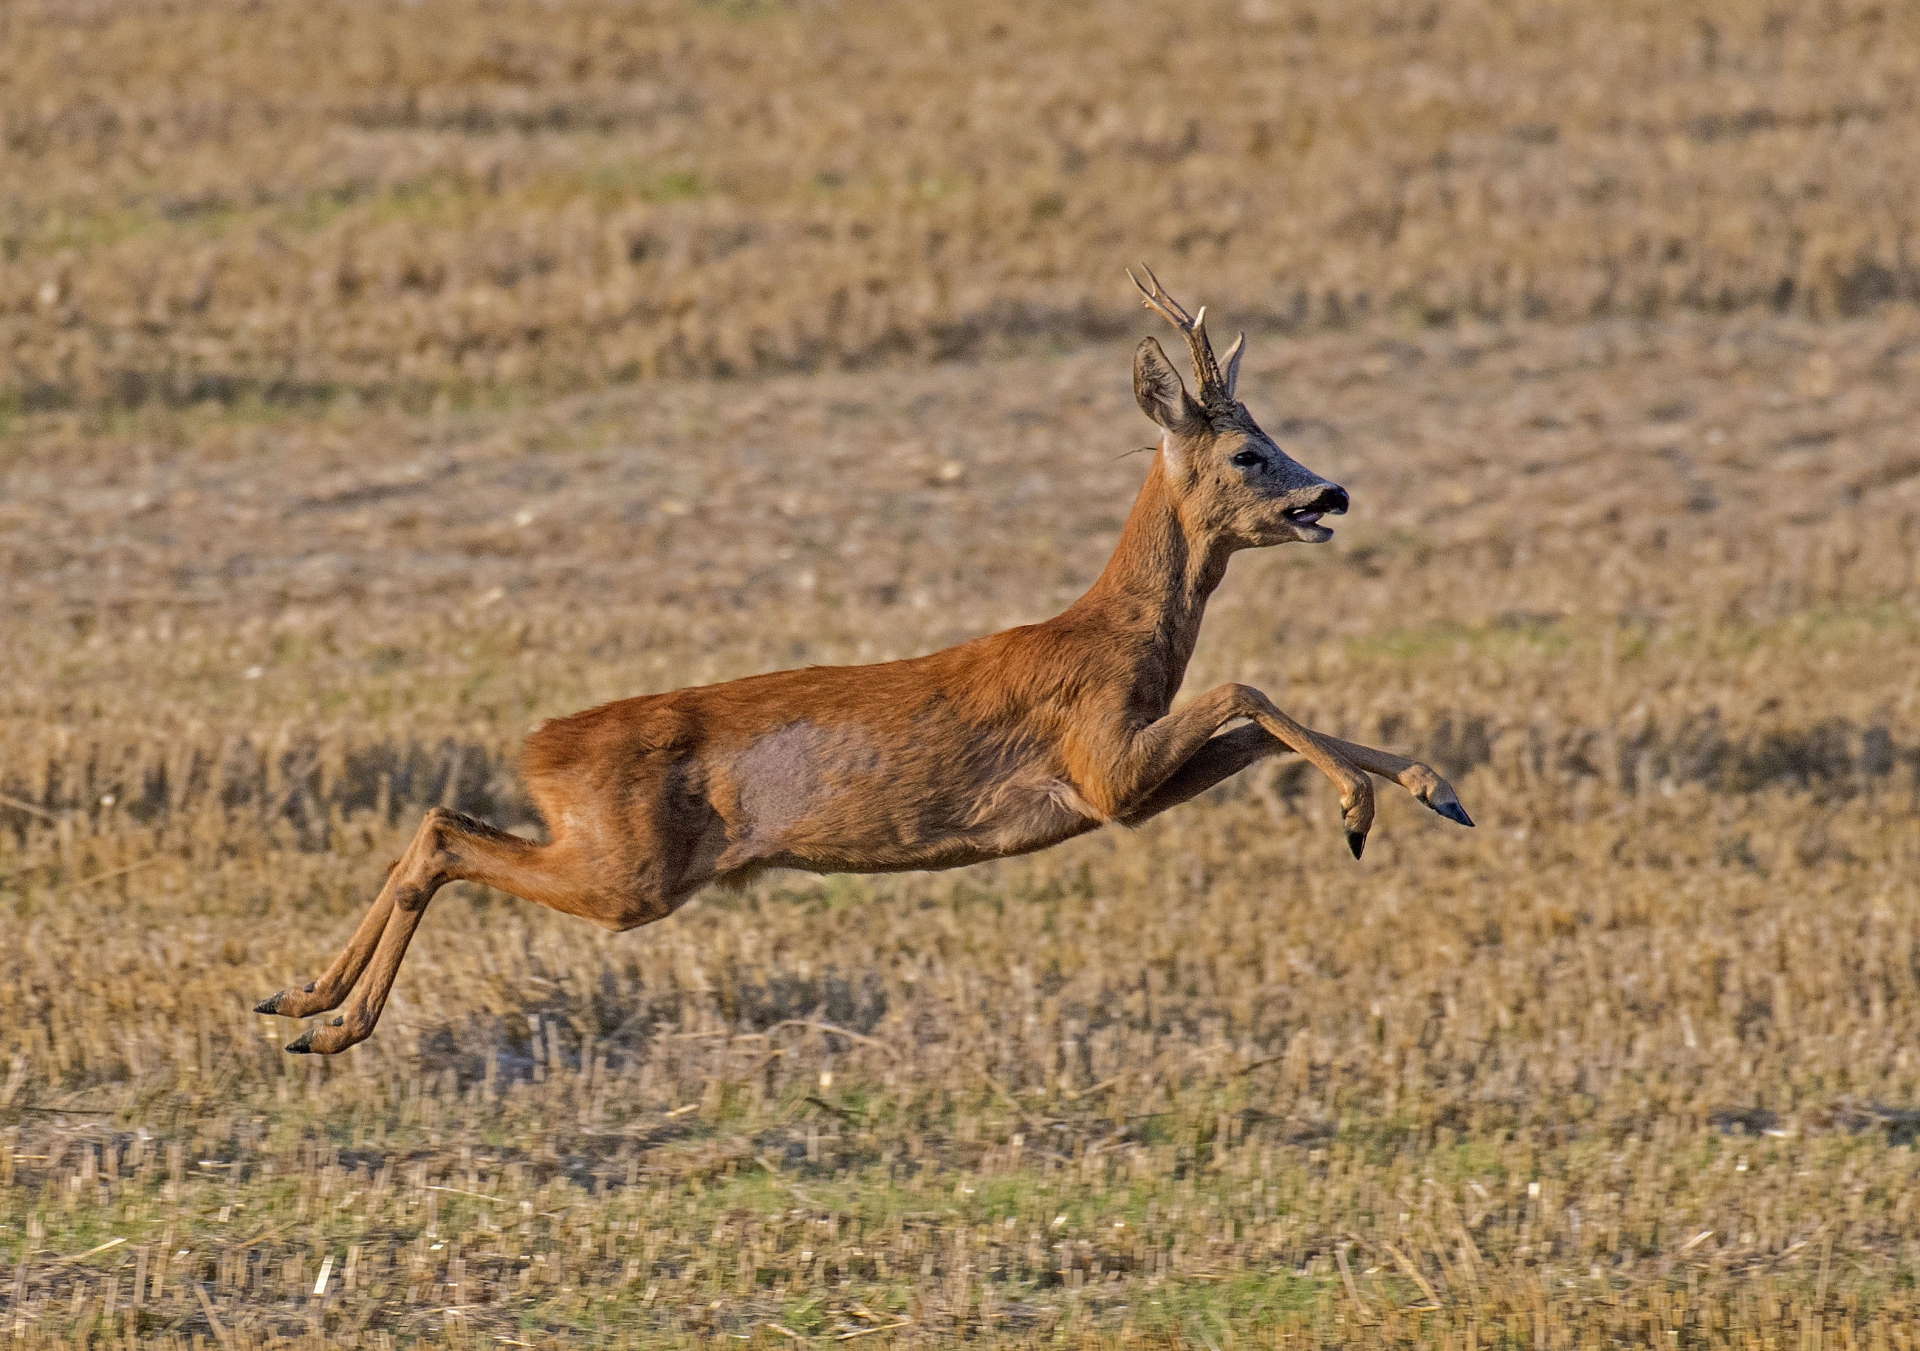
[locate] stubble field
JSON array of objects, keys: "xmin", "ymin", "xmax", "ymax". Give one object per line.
[{"xmin": 6, "ymin": 2, "xmax": 1920, "ymax": 1349}]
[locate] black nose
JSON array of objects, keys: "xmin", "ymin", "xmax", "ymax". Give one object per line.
[{"xmin": 1316, "ymin": 485, "xmax": 1350, "ymax": 515}]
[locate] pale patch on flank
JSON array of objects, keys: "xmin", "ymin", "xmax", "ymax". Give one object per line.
[{"xmin": 734, "ymin": 720, "xmax": 884, "ymax": 842}]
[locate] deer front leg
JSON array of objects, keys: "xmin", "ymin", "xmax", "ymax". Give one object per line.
[
  {"xmin": 1116, "ymin": 723, "xmax": 1277, "ymax": 826},
  {"xmin": 1091, "ymin": 684, "xmax": 1376, "ymax": 857},
  {"xmin": 1117, "ymin": 724, "xmax": 1473, "ymax": 830},
  {"xmin": 1316, "ymin": 734, "xmax": 1474, "ymax": 827}
]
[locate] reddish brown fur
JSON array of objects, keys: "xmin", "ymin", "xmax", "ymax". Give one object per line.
[{"xmin": 256, "ymin": 271, "xmax": 1472, "ymax": 1054}]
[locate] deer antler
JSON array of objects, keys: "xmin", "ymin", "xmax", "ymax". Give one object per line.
[{"xmin": 1127, "ymin": 263, "xmax": 1242, "ymax": 408}]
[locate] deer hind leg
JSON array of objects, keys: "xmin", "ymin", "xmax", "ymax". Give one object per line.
[
  {"xmin": 252, "ymin": 882, "xmax": 398, "ymax": 1019},
  {"xmin": 255, "ymin": 805, "xmax": 675, "ymax": 1055}
]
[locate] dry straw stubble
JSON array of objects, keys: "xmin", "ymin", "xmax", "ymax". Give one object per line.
[
  {"xmin": 3, "ymin": 0, "xmax": 1919, "ymax": 412},
  {"xmin": 5, "ymin": 310, "xmax": 1920, "ymax": 1345},
  {"xmin": 6, "ymin": 0, "xmax": 1920, "ymax": 1345}
]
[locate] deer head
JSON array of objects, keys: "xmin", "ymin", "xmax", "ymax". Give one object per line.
[{"xmin": 1128, "ymin": 265, "xmax": 1348, "ymax": 547}]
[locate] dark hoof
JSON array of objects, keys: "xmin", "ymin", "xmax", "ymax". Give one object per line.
[
  {"xmin": 254, "ymin": 992, "xmax": 286, "ymax": 1015},
  {"xmin": 285, "ymin": 1030, "xmax": 317, "ymax": 1054},
  {"xmin": 1346, "ymin": 830, "xmax": 1367, "ymax": 860},
  {"xmin": 1432, "ymin": 800, "xmax": 1475, "ymax": 828}
]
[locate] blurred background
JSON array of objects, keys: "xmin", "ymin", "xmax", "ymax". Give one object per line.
[
  {"xmin": 5, "ymin": 1, "xmax": 1920, "ymax": 1347},
  {"xmin": 6, "ymin": 0, "xmax": 1918, "ymax": 409}
]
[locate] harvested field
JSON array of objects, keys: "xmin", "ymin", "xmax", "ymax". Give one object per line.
[
  {"xmin": 6, "ymin": 307, "xmax": 1920, "ymax": 1347},
  {"xmin": 6, "ymin": 1, "xmax": 1920, "ymax": 1348},
  {"xmin": 3, "ymin": 0, "xmax": 1919, "ymax": 410}
]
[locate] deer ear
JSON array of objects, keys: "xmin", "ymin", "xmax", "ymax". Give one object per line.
[
  {"xmin": 1133, "ymin": 337, "xmax": 1201, "ymax": 433},
  {"xmin": 1221, "ymin": 332, "xmax": 1245, "ymax": 400}
]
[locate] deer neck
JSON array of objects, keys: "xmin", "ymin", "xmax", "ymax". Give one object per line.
[{"xmin": 1065, "ymin": 450, "xmax": 1232, "ymax": 706}]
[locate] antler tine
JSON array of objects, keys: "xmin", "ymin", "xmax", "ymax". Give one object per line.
[
  {"xmin": 1127, "ymin": 263, "xmax": 1195, "ymax": 329},
  {"xmin": 1128, "ymin": 263, "xmax": 1229, "ymax": 406}
]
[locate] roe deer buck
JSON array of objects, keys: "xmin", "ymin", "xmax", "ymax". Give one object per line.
[{"xmin": 256, "ymin": 266, "xmax": 1472, "ymax": 1054}]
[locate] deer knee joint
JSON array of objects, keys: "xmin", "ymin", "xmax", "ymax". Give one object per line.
[
  {"xmin": 1228, "ymin": 683, "xmax": 1277, "ymax": 720},
  {"xmin": 392, "ymin": 883, "xmax": 434, "ymax": 914},
  {"xmin": 1399, "ymin": 761, "xmax": 1441, "ymax": 796},
  {"xmin": 401, "ymin": 807, "xmax": 465, "ymax": 896},
  {"xmin": 419, "ymin": 805, "xmax": 461, "ymax": 842}
]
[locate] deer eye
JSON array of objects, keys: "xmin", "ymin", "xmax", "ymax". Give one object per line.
[{"xmin": 1230, "ymin": 450, "xmax": 1263, "ymax": 469}]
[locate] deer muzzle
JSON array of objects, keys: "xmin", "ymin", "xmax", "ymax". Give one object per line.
[{"xmin": 1283, "ymin": 483, "xmax": 1349, "ymax": 529}]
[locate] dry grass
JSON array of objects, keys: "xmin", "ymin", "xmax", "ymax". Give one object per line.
[
  {"xmin": 4, "ymin": 0, "xmax": 1920, "ymax": 411},
  {"xmin": 5, "ymin": 306, "xmax": 1920, "ymax": 1348},
  {"xmin": 8, "ymin": 1, "xmax": 1920, "ymax": 1347}
]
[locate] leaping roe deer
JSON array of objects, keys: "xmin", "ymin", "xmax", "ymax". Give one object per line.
[{"xmin": 256, "ymin": 267, "xmax": 1473, "ymax": 1054}]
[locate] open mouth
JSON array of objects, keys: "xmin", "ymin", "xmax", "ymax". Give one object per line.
[{"xmin": 1282, "ymin": 504, "xmax": 1337, "ymax": 542}]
